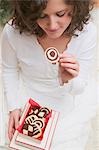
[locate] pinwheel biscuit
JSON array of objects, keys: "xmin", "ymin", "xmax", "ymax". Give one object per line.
[{"xmin": 45, "ymin": 47, "xmax": 59, "ymax": 64}]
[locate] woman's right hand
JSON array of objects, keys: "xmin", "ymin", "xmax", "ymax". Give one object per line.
[{"xmin": 8, "ymin": 109, "xmax": 21, "ymax": 141}]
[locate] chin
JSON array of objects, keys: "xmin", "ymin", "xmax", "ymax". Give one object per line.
[{"xmin": 47, "ymin": 33, "xmax": 63, "ymax": 39}]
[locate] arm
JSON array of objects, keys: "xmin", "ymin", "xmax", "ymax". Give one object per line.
[
  {"xmin": 60, "ymin": 22, "xmax": 97, "ymax": 95},
  {"xmin": 1, "ymin": 24, "xmax": 23, "ymax": 140},
  {"xmin": 69, "ymin": 27, "xmax": 97, "ymax": 95},
  {"xmin": 1, "ymin": 25, "xmax": 21, "ymax": 111},
  {"xmin": 58, "ymin": 23, "xmax": 97, "ymax": 137}
]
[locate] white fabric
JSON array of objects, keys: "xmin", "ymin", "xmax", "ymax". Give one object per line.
[{"xmin": 0, "ymin": 20, "xmax": 98, "ymax": 149}]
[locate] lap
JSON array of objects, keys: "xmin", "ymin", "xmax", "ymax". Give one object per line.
[
  {"xmin": 51, "ymin": 121, "xmax": 91, "ymax": 150},
  {"xmin": 0, "ymin": 134, "xmax": 89, "ymax": 150},
  {"xmin": 0, "ymin": 105, "xmax": 92, "ymax": 150},
  {"xmin": 52, "ymin": 134, "xmax": 89, "ymax": 150}
]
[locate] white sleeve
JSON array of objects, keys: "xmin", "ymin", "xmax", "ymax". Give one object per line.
[
  {"xmin": 68, "ymin": 23, "xmax": 97, "ymax": 95},
  {"xmin": 1, "ymin": 26, "xmax": 22, "ymax": 111}
]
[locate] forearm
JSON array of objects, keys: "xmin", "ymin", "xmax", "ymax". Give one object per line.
[
  {"xmin": 2, "ymin": 65, "xmax": 20, "ymax": 111},
  {"xmin": 67, "ymin": 45, "xmax": 96, "ymax": 95}
]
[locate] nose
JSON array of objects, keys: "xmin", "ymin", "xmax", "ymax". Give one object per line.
[{"xmin": 47, "ymin": 16, "xmax": 58, "ymax": 30}]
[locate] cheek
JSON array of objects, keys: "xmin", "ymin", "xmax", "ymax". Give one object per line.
[
  {"xmin": 62, "ymin": 17, "xmax": 72, "ymax": 27},
  {"xmin": 37, "ymin": 20, "xmax": 46, "ymax": 29}
]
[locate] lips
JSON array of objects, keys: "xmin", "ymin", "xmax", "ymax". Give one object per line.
[{"xmin": 46, "ymin": 29, "xmax": 59, "ymax": 33}]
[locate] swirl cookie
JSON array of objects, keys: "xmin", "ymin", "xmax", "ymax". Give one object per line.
[
  {"xmin": 22, "ymin": 107, "xmax": 51, "ymax": 140},
  {"xmin": 45, "ymin": 47, "xmax": 59, "ymax": 64}
]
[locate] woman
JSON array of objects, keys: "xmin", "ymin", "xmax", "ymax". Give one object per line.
[{"xmin": 1, "ymin": 0, "xmax": 97, "ymax": 149}]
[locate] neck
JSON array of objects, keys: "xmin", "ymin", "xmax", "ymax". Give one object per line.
[{"xmin": 37, "ymin": 35, "xmax": 71, "ymax": 53}]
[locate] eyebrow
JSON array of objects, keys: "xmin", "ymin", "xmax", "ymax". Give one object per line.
[
  {"xmin": 43, "ymin": 8, "xmax": 72, "ymax": 15},
  {"xmin": 56, "ymin": 9, "xmax": 70, "ymax": 13}
]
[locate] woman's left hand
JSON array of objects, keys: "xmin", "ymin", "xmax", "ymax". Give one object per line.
[{"xmin": 59, "ymin": 51, "xmax": 79, "ymax": 84}]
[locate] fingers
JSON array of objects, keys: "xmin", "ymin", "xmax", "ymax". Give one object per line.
[
  {"xmin": 60, "ymin": 62, "xmax": 79, "ymax": 71},
  {"xmin": 8, "ymin": 114, "xmax": 15, "ymax": 141},
  {"xmin": 59, "ymin": 53, "xmax": 79, "ymax": 77},
  {"xmin": 59, "ymin": 53, "xmax": 77, "ymax": 64},
  {"xmin": 65, "ymin": 68, "xmax": 79, "ymax": 77},
  {"xmin": 59, "ymin": 52, "xmax": 72, "ymax": 59},
  {"xmin": 8, "ymin": 109, "xmax": 21, "ymax": 141},
  {"xmin": 60, "ymin": 54, "xmax": 79, "ymax": 67}
]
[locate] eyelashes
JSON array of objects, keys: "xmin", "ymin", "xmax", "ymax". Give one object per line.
[
  {"xmin": 39, "ymin": 13, "xmax": 47, "ymax": 19},
  {"xmin": 56, "ymin": 12, "xmax": 66, "ymax": 17},
  {"xmin": 39, "ymin": 10, "xmax": 73, "ymax": 19}
]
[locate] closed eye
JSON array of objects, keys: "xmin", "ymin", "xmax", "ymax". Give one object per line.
[
  {"xmin": 56, "ymin": 11, "xmax": 66, "ymax": 17},
  {"xmin": 56, "ymin": 10, "xmax": 73, "ymax": 17},
  {"xmin": 39, "ymin": 9, "xmax": 73, "ymax": 19},
  {"xmin": 39, "ymin": 13, "xmax": 47, "ymax": 19}
]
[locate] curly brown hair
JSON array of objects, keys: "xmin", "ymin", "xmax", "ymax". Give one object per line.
[{"xmin": 10, "ymin": 0, "xmax": 94, "ymax": 37}]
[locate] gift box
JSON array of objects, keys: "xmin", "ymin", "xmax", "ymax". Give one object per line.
[{"xmin": 9, "ymin": 98, "xmax": 59, "ymax": 150}]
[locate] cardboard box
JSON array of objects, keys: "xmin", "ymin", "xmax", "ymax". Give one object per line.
[{"xmin": 9, "ymin": 99, "xmax": 59, "ymax": 150}]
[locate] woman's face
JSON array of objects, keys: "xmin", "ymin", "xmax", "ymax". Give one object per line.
[{"xmin": 37, "ymin": 0, "xmax": 73, "ymax": 39}]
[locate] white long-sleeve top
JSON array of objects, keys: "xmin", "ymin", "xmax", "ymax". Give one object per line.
[
  {"xmin": 1, "ymin": 20, "xmax": 97, "ymax": 115},
  {"xmin": 0, "ymin": 20, "xmax": 98, "ymax": 145}
]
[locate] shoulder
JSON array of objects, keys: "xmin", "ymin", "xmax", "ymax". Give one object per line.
[
  {"xmin": 83, "ymin": 21, "xmax": 97, "ymax": 46},
  {"xmin": 3, "ymin": 19, "xmax": 35, "ymax": 39},
  {"xmin": 3, "ymin": 20, "xmax": 16, "ymax": 34},
  {"xmin": 74, "ymin": 21, "xmax": 97, "ymax": 47},
  {"xmin": 2, "ymin": 20, "xmax": 36, "ymax": 49},
  {"xmin": 2, "ymin": 20, "xmax": 21, "ymax": 42},
  {"xmin": 84, "ymin": 21, "xmax": 97, "ymax": 36},
  {"xmin": 69, "ymin": 21, "xmax": 97, "ymax": 55},
  {"xmin": 78, "ymin": 21, "xmax": 97, "ymax": 39}
]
